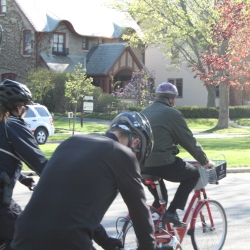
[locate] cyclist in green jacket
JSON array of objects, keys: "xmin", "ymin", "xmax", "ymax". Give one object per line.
[{"xmin": 141, "ymin": 82, "xmax": 214, "ymax": 227}]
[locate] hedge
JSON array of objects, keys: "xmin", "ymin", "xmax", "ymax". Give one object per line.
[
  {"xmin": 175, "ymin": 106, "xmax": 219, "ymax": 118},
  {"xmin": 127, "ymin": 105, "xmax": 250, "ymax": 119}
]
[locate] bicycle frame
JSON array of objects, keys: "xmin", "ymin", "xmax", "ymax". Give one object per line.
[{"xmin": 146, "ymin": 180, "xmax": 212, "ymax": 246}]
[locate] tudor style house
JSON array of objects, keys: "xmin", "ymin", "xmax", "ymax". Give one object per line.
[{"xmin": 0, "ymin": 0, "xmax": 146, "ymax": 94}]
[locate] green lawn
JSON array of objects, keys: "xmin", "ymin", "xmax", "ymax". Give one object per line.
[
  {"xmin": 22, "ymin": 136, "xmax": 250, "ymax": 170},
  {"xmin": 48, "ymin": 117, "xmax": 250, "ymax": 142},
  {"xmin": 21, "ymin": 118, "xmax": 250, "ymax": 170},
  {"xmin": 178, "ymin": 137, "xmax": 250, "ymax": 167},
  {"xmin": 53, "ymin": 117, "xmax": 109, "ymax": 133}
]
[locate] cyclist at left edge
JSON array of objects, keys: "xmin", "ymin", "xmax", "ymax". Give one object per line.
[{"xmin": 0, "ymin": 79, "xmax": 48, "ymax": 250}]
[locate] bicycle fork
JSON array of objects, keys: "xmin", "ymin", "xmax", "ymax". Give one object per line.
[{"xmin": 188, "ymin": 189, "xmax": 215, "ymax": 235}]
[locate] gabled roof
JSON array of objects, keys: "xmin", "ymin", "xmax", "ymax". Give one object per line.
[
  {"xmin": 86, "ymin": 43, "xmax": 126, "ymax": 75},
  {"xmin": 14, "ymin": 0, "xmax": 142, "ymax": 39},
  {"xmin": 40, "ymin": 43, "xmax": 145, "ymax": 75}
]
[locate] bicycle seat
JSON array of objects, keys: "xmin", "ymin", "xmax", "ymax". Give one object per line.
[{"xmin": 141, "ymin": 174, "xmax": 161, "ymax": 181}]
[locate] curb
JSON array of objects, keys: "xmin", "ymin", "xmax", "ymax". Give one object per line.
[
  {"xmin": 22, "ymin": 168, "xmax": 250, "ymax": 176},
  {"xmin": 227, "ymin": 167, "xmax": 250, "ymax": 173}
]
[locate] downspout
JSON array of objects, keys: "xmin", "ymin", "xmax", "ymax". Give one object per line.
[{"xmin": 35, "ymin": 32, "xmax": 43, "ymax": 69}]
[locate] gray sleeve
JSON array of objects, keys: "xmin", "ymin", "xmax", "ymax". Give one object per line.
[{"xmin": 170, "ymin": 111, "xmax": 209, "ymax": 165}]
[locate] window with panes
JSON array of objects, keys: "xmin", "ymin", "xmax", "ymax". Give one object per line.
[
  {"xmin": 168, "ymin": 78, "xmax": 183, "ymax": 98},
  {"xmin": 1, "ymin": 73, "xmax": 17, "ymax": 81},
  {"xmin": 53, "ymin": 33, "xmax": 65, "ymax": 53},
  {"xmin": 23, "ymin": 30, "xmax": 32, "ymax": 54},
  {"xmin": 0, "ymin": 0, "xmax": 6, "ymax": 14}
]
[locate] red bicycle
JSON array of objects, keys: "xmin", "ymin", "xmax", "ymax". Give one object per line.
[{"xmin": 115, "ymin": 155, "xmax": 227, "ymax": 250}]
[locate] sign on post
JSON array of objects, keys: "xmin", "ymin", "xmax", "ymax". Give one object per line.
[
  {"xmin": 67, "ymin": 112, "xmax": 73, "ymax": 128},
  {"xmin": 83, "ymin": 96, "xmax": 93, "ymax": 113},
  {"xmin": 68, "ymin": 112, "xmax": 73, "ymax": 118}
]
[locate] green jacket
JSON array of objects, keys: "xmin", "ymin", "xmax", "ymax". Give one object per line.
[{"xmin": 141, "ymin": 98, "xmax": 209, "ymax": 167}]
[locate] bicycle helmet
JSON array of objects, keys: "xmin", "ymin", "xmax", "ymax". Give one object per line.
[
  {"xmin": 0, "ymin": 79, "xmax": 33, "ymax": 105},
  {"xmin": 156, "ymin": 82, "xmax": 178, "ymax": 99},
  {"xmin": 110, "ymin": 111, "xmax": 154, "ymax": 166}
]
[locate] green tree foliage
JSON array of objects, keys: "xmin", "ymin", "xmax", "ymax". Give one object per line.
[
  {"xmin": 26, "ymin": 67, "xmax": 54, "ymax": 104},
  {"xmin": 44, "ymin": 71, "xmax": 67, "ymax": 112},
  {"xmin": 65, "ymin": 63, "xmax": 95, "ymax": 133},
  {"xmin": 112, "ymin": 0, "xmax": 218, "ymax": 107}
]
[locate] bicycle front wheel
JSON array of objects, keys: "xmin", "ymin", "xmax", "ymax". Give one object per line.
[
  {"xmin": 191, "ymin": 200, "xmax": 227, "ymax": 250},
  {"xmin": 121, "ymin": 219, "xmax": 139, "ymax": 248}
]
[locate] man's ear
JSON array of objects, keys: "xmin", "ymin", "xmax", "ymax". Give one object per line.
[
  {"xmin": 131, "ymin": 138, "xmax": 140, "ymax": 148},
  {"xmin": 169, "ymin": 98, "xmax": 175, "ymax": 107}
]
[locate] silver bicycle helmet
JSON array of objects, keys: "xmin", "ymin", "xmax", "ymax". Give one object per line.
[
  {"xmin": 110, "ymin": 111, "xmax": 154, "ymax": 166},
  {"xmin": 156, "ymin": 82, "xmax": 178, "ymax": 99},
  {"xmin": 0, "ymin": 79, "xmax": 33, "ymax": 105}
]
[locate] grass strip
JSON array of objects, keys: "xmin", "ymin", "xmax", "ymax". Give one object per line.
[{"xmin": 22, "ymin": 136, "xmax": 250, "ymax": 170}]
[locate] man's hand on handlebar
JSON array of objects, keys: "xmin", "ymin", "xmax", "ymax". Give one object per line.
[
  {"xmin": 102, "ymin": 238, "xmax": 122, "ymax": 250},
  {"xmin": 19, "ymin": 176, "xmax": 36, "ymax": 191},
  {"xmin": 204, "ymin": 160, "xmax": 215, "ymax": 169}
]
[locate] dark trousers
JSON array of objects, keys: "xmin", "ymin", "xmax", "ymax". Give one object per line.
[
  {"xmin": 0, "ymin": 199, "xmax": 22, "ymax": 250},
  {"xmin": 143, "ymin": 157, "xmax": 200, "ymax": 210}
]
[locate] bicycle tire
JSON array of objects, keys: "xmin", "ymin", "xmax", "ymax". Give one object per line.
[
  {"xmin": 191, "ymin": 200, "xmax": 227, "ymax": 250},
  {"xmin": 121, "ymin": 219, "xmax": 139, "ymax": 248}
]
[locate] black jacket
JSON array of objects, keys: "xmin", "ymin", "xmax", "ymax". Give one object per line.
[
  {"xmin": 0, "ymin": 116, "xmax": 48, "ymax": 182},
  {"xmin": 12, "ymin": 134, "xmax": 156, "ymax": 250}
]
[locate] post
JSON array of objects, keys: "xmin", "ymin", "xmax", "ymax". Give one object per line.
[
  {"xmin": 81, "ymin": 100, "xmax": 84, "ymax": 127},
  {"xmin": 68, "ymin": 112, "xmax": 73, "ymax": 129}
]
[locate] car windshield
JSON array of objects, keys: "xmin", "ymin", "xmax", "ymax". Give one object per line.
[{"xmin": 34, "ymin": 107, "xmax": 49, "ymax": 117}]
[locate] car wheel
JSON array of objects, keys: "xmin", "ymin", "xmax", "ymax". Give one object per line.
[{"xmin": 34, "ymin": 128, "xmax": 48, "ymax": 145}]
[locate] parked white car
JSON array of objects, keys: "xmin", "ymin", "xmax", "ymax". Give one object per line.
[{"xmin": 23, "ymin": 104, "xmax": 55, "ymax": 144}]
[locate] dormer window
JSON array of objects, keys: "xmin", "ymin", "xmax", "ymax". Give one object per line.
[
  {"xmin": 53, "ymin": 33, "xmax": 65, "ymax": 52},
  {"xmin": 82, "ymin": 37, "xmax": 88, "ymax": 50},
  {"xmin": 0, "ymin": 0, "xmax": 6, "ymax": 13},
  {"xmin": 23, "ymin": 30, "xmax": 32, "ymax": 55}
]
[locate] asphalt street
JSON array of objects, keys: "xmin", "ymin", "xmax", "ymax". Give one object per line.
[
  {"xmin": 14, "ymin": 172, "xmax": 250, "ymax": 250},
  {"xmin": 16, "ymin": 118, "xmax": 250, "ymax": 249}
]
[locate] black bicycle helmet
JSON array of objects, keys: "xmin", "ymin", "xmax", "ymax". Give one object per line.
[
  {"xmin": 156, "ymin": 82, "xmax": 178, "ymax": 99},
  {"xmin": 110, "ymin": 111, "xmax": 154, "ymax": 166},
  {"xmin": 0, "ymin": 79, "xmax": 33, "ymax": 105}
]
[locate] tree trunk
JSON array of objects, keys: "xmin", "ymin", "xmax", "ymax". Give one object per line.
[
  {"xmin": 217, "ymin": 82, "xmax": 229, "ymax": 128},
  {"xmin": 206, "ymin": 85, "xmax": 216, "ymax": 107},
  {"xmin": 72, "ymin": 103, "xmax": 77, "ymax": 135}
]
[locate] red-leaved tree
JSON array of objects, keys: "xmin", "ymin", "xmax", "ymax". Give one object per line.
[{"xmin": 193, "ymin": 0, "xmax": 250, "ymax": 128}]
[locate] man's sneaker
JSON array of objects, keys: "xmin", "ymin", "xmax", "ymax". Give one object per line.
[{"xmin": 162, "ymin": 210, "xmax": 187, "ymax": 228}]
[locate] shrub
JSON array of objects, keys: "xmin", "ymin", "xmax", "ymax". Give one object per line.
[
  {"xmin": 93, "ymin": 88, "xmax": 121, "ymax": 113},
  {"xmin": 174, "ymin": 106, "xmax": 219, "ymax": 118}
]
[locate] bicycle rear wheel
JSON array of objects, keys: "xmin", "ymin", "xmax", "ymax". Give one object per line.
[
  {"xmin": 121, "ymin": 219, "xmax": 139, "ymax": 248},
  {"xmin": 191, "ymin": 200, "xmax": 227, "ymax": 250}
]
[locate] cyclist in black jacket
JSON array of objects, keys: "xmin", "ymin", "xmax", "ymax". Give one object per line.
[
  {"xmin": 0, "ymin": 80, "xmax": 48, "ymax": 250},
  {"xmin": 0, "ymin": 80, "xmax": 130, "ymax": 250},
  {"xmin": 11, "ymin": 111, "xmax": 158, "ymax": 250}
]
